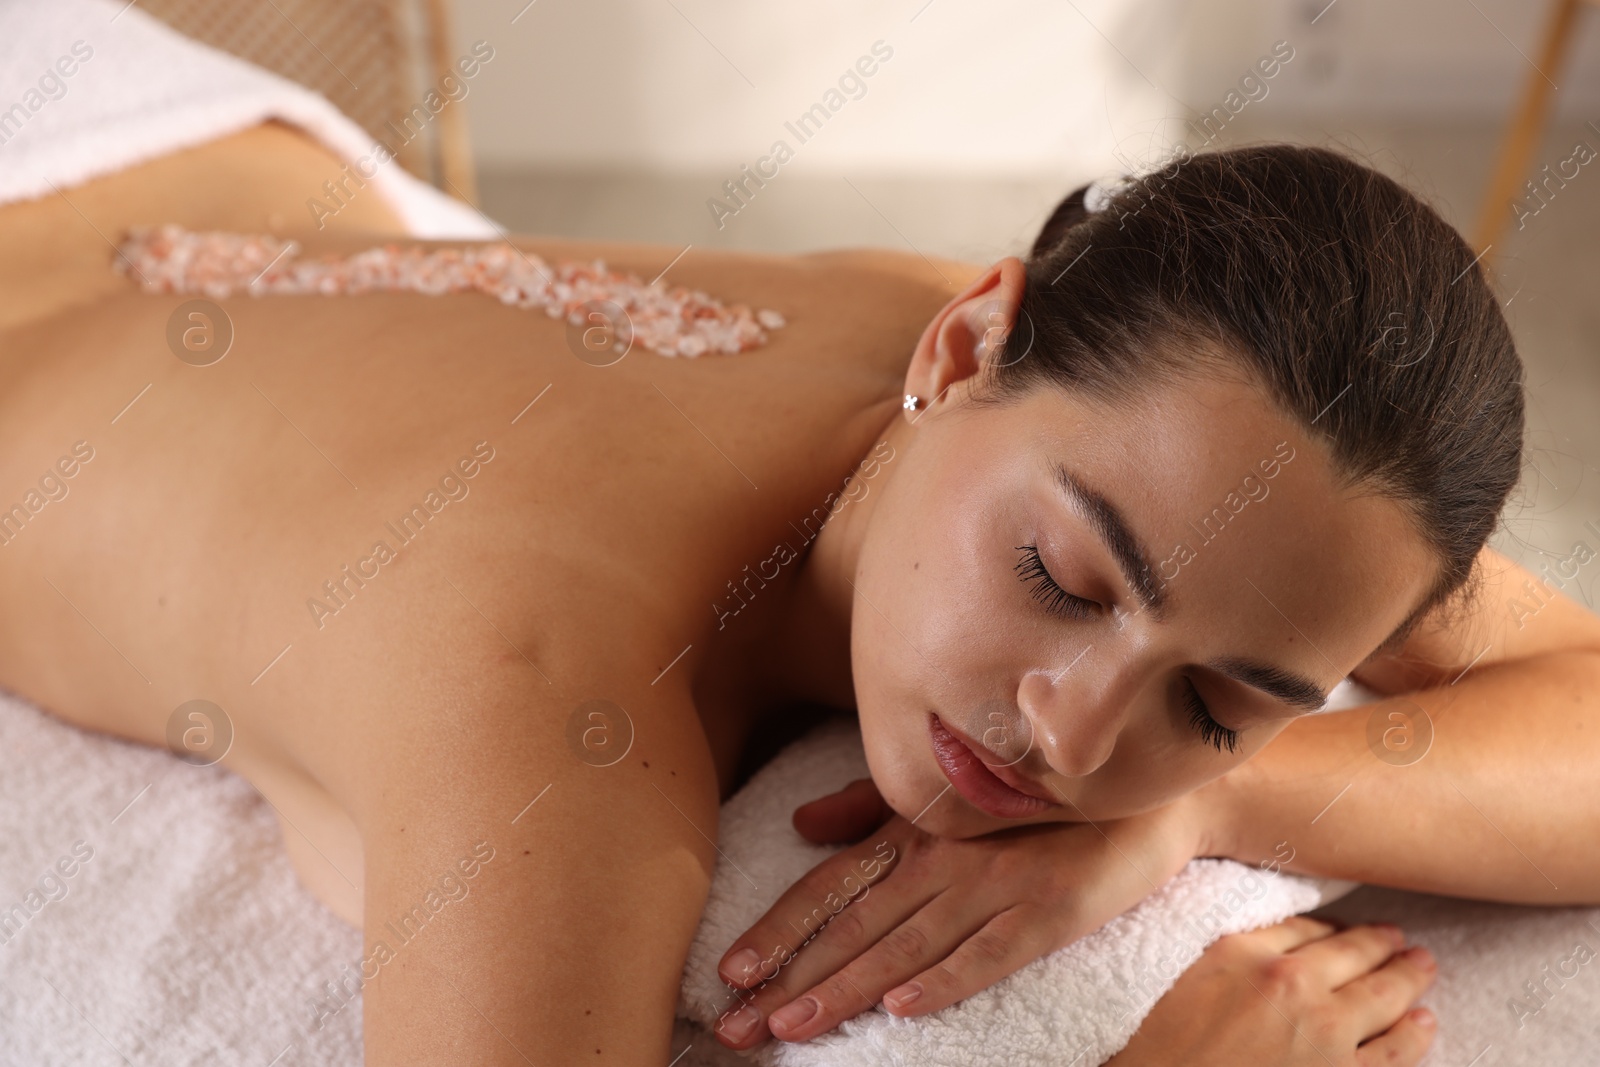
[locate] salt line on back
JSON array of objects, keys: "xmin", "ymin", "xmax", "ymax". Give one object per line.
[{"xmin": 116, "ymin": 225, "xmax": 786, "ymax": 358}]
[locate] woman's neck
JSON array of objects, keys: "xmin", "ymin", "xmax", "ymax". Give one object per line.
[{"xmin": 747, "ymin": 398, "xmax": 912, "ymax": 711}]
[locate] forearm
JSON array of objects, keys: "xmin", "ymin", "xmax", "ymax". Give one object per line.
[{"xmin": 1204, "ymin": 649, "xmax": 1600, "ymax": 904}]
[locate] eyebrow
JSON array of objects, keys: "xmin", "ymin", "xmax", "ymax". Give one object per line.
[
  {"xmin": 1205, "ymin": 657, "xmax": 1331, "ymax": 713},
  {"xmin": 1050, "ymin": 462, "xmax": 1168, "ymax": 617},
  {"xmin": 1050, "ymin": 462, "xmax": 1330, "ymax": 714}
]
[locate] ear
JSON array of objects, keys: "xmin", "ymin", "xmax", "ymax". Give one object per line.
[{"xmin": 902, "ymin": 256, "xmax": 1027, "ymax": 421}]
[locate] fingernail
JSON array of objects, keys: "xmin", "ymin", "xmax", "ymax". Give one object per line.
[
  {"xmin": 1405, "ymin": 945, "xmax": 1436, "ymax": 970},
  {"xmin": 1413, "ymin": 1007, "xmax": 1437, "ymax": 1029},
  {"xmin": 769, "ymin": 996, "xmax": 819, "ymax": 1034},
  {"xmin": 1375, "ymin": 923, "xmax": 1405, "ymax": 946},
  {"xmin": 716, "ymin": 1004, "xmax": 761, "ymax": 1044},
  {"xmin": 724, "ymin": 948, "xmax": 762, "ymax": 983},
  {"xmin": 884, "ymin": 982, "xmax": 922, "ymax": 1011}
]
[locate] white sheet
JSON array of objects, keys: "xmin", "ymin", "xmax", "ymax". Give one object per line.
[
  {"xmin": 0, "ymin": 694, "xmax": 366, "ymax": 1066},
  {"xmin": 3, "ymin": 680, "xmax": 1597, "ymax": 1067},
  {"xmin": 0, "ymin": 0, "xmax": 498, "ymax": 239}
]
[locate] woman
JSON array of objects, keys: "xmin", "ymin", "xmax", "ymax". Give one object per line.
[
  {"xmin": 708, "ymin": 143, "xmax": 1600, "ymax": 1052},
  {"xmin": 1, "ymin": 122, "xmax": 1595, "ymax": 1067}
]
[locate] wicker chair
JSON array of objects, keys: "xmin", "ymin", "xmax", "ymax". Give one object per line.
[
  {"xmin": 138, "ymin": 0, "xmax": 478, "ymax": 205},
  {"xmin": 1473, "ymin": 0, "xmax": 1600, "ymax": 265}
]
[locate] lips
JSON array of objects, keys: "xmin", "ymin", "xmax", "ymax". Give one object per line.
[{"xmin": 929, "ymin": 713, "xmax": 1058, "ymax": 820}]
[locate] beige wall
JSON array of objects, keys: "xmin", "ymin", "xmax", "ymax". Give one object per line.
[
  {"xmin": 451, "ymin": 0, "xmax": 1174, "ymax": 175},
  {"xmin": 449, "ymin": 0, "xmax": 1600, "ymax": 174}
]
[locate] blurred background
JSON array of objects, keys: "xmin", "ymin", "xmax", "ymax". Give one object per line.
[{"xmin": 450, "ymin": 0, "xmax": 1596, "ymax": 254}]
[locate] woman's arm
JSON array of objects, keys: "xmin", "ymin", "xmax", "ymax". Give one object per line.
[
  {"xmin": 1204, "ymin": 546, "xmax": 1600, "ymax": 902},
  {"xmin": 349, "ymin": 666, "xmax": 721, "ymax": 1066}
]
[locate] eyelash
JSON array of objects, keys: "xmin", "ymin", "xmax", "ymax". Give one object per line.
[
  {"xmin": 1014, "ymin": 543, "xmax": 1097, "ymax": 621},
  {"xmin": 1014, "ymin": 543, "xmax": 1238, "ymax": 753},
  {"xmin": 1184, "ymin": 680, "xmax": 1240, "ymax": 754}
]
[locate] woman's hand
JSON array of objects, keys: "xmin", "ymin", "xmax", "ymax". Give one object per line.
[
  {"xmin": 713, "ymin": 778, "xmax": 1210, "ymax": 1048},
  {"xmin": 1107, "ymin": 916, "xmax": 1438, "ymax": 1067}
]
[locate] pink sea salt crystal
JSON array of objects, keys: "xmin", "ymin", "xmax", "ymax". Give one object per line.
[{"xmin": 114, "ymin": 226, "xmax": 785, "ymax": 357}]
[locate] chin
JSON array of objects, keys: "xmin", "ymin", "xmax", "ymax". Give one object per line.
[
  {"xmin": 857, "ymin": 724, "xmax": 1003, "ymax": 839},
  {"xmin": 910, "ymin": 802, "xmax": 995, "ymax": 839},
  {"xmin": 859, "ymin": 720, "xmax": 941, "ymax": 825}
]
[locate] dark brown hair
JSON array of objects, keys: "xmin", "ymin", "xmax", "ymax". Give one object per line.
[{"xmin": 986, "ymin": 142, "xmax": 1523, "ymax": 617}]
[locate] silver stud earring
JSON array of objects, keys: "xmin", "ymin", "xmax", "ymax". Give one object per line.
[{"xmin": 903, "ymin": 394, "xmax": 922, "ymax": 412}]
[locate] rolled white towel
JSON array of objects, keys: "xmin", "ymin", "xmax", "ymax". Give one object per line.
[
  {"xmin": 0, "ymin": 0, "xmax": 498, "ymax": 239},
  {"xmin": 677, "ymin": 687, "xmax": 1373, "ymax": 1067}
]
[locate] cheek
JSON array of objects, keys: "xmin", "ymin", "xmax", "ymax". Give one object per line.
[
  {"xmin": 1045, "ymin": 734, "xmax": 1210, "ymax": 819},
  {"xmin": 849, "ymin": 463, "xmax": 1000, "ymax": 817},
  {"xmin": 847, "ymin": 515, "xmax": 939, "ymax": 792},
  {"xmin": 852, "ymin": 469, "xmax": 1003, "ymax": 703},
  {"xmin": 1084, "ymin": 716, "xmax": 1287, "ymax": 818}
]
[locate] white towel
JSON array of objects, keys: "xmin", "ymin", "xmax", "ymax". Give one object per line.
[
  {"xmin": 2, "ymin": 678, "xmax": 1597, "ymax": 1067},
  {"xmin": 0, "ymin": 694, "xmax": 367, "ymax": 1067},
  {"xmin": 676, "ymin": 716, "xmax": 1354, "ymax": 1067},
  {"xmin": 0, "ymin": 0, "xmax": 498, "ymax": 239}
]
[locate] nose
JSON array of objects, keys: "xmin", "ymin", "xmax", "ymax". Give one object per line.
[{"xmin": 1016, "ymin": 666, "xmax": 1122, "ymax": 778}]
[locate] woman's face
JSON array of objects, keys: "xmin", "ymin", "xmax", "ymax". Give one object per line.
[{"xmin": 850, "ymin": 370, "xmax": 1439, "ymax": 838}]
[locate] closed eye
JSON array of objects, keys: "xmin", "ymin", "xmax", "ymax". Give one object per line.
[
  {"xmin": 1014, "ymin": 543, "xmax": 1097, "ymax": 622},
  {"xmin": 1184, "ymin": 678, "xmax": 1240, "ymax": 753}
]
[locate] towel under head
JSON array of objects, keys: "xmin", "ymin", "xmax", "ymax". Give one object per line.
[{"xmin": 676, "ymin": 714, "xmax": 1358, "ymax": 1067}]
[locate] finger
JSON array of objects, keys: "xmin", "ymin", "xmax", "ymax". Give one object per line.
[
  {"xmin": 716, "ymin": 876, "xmax": 934, "ymax": 1049},
  {"xmin": 1356, "ymin": 1007, "xmax": 1438, "ymax": 1067},
  {"xmin": 876, "ymin": 906, "xmax": 1052, "ymax": 1021},
  {"xmin": 793, "ymin": 779, "xmax": 894, "ymax": 845},
  {"xmin": 1230, "ymin": 915, "xmax": 1340, "ymax": 955},
  {"xmin": 716, "ymin": 856, "xmax": 936, "ymax": 1048},
  {"xmin": 1338, "ymin": 945, "xmax": 1438, "ymax": 1043},
  {"xmin": 764, "ymin": 890, "xmax": 993, "ymax": 1042},
  {"xmin": 718, "ymin": 827, "xmax": 909, "ymax": 989},
  {"xmin": 1289, "ymin": 922, "xmax": 1407, "ymax": 989}
]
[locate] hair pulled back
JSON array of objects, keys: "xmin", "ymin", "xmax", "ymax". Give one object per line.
[{"xmin": 991, "ymin": 143, "xmax": 1523, "ymax": 612}]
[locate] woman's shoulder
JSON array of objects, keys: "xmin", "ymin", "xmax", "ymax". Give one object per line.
[
  {"xmin": 468, "ymin": 237, "xmax": 982, "ymax": 309},
  {"xmin": 798, "ymin": 247, "xmax": 987, "ymax": 291}
]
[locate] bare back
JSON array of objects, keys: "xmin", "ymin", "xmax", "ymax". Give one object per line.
[{"xmin": 0, "ymin": 123, "xmax": 978, "ymax": 1064}]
